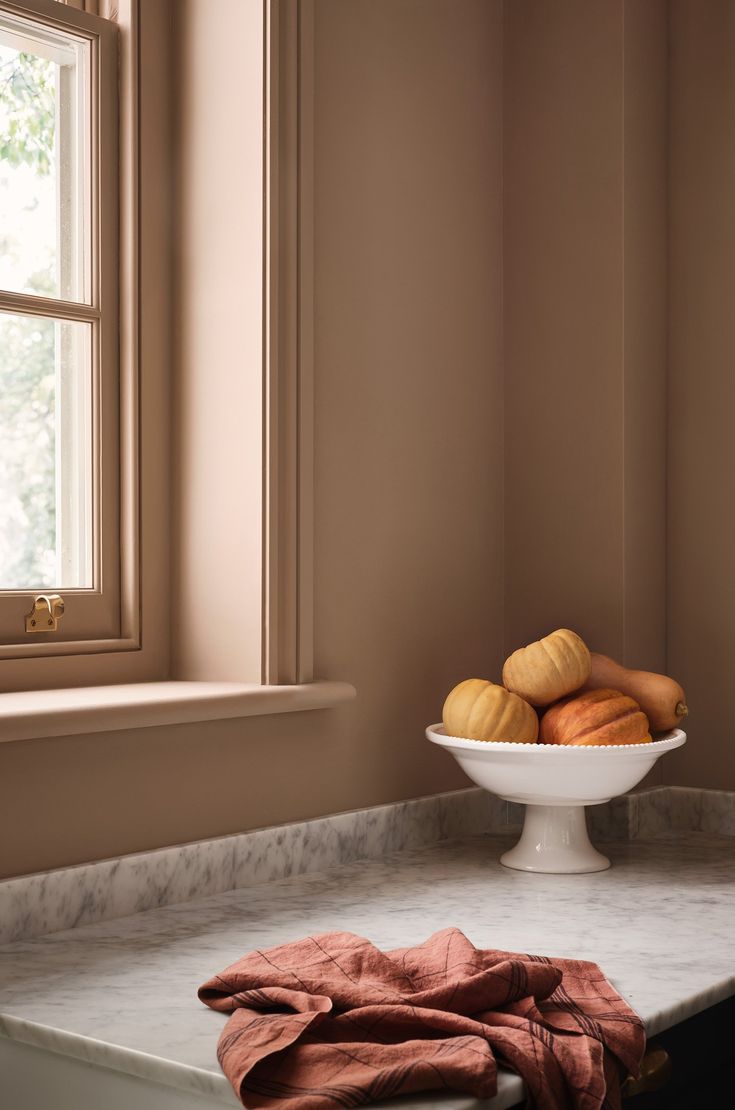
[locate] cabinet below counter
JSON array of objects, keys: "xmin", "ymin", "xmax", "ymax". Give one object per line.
[{"xmin": 1, "ymin": 831, "xmax": 734, "ymax": 1110}]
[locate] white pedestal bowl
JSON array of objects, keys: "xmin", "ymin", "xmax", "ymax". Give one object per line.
[{"xmin": 426, "ymin": 724, "xmax": 686, "ymax": 874}]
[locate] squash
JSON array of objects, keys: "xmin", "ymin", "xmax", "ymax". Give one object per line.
[
  {"xmin": 540, "ymin": 688, "xmax": 651, "ymax": 746},
  {"xmin": 443, "ymin": 678, "xmax": 538, "ymax": 743},
  {"xmin": 502, "ymin": 628, "xmax": 591, "ymax": 706},
  {"xmin": 582, "ymin": 654, "xmax": 688, "ymax": 732}
]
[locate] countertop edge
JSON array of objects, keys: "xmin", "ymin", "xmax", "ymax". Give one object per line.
[
  {"xmin": 644, "ymin": 974, "xmax": 735, "ymax": 1038},
  {"xmin": 0, "ymin": 1012, "xmax": 237, "ymax": 1105},
  {"xmin": 5, "ymin": 975, "xmax": 735, "ymax": 1107},
  {"xmin": 0, "ymin": 1010, "xmax": 528, "ymax": 1109}
]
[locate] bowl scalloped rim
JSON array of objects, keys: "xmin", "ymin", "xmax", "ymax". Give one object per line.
[{"xmin": 426, "ymin": 723, "xmax": 686, "ymax": 755}]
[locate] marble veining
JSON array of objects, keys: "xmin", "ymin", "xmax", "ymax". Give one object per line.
[
  {"xmin": 0, "ymin": 832, "xmax": 733, "ymax": 1110},
  {"xmin": 3, "ymin": 784, "xmax": 734, "ymax": 946},
  {"xmin": 0, "ymin": 787, "xmax": 520, "ymax": 945},
  {"xmin": 611, "ymin": 785, "xmax": 735, "ymax": 839},
  {"xmin": 592, "ymin": 785, "xmax": 735, "ymax": 840}
]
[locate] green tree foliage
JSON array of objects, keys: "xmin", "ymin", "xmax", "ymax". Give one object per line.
[
  {"xmin": 0, "ymin": 49, "xmax": 57, "ymax": 587},
  {"xmin": 0, "ymin": 51, "xmax": 55, "ymax": 176},
  {"xmin": 0, "ymin": 315, "xmax": 56, "ymax": 587}
]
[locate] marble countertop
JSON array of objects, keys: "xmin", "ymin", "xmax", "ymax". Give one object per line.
[{"xmin": 1, "ymin": 832, "xmax": 734, "ymax": 1109}]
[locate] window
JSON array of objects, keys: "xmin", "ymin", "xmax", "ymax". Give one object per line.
[
  {"xmin": 0, "ymin": 0, "xmax": 121, "ymax": 656},
  {"xmin": 0, "ymin": 0, "xmax": 316, "ymax": 702},
  {"xmin": 0, "ymin": 0, "xmax": 349, "ymax": 730}
]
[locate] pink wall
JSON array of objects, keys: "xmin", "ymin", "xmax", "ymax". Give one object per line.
[
  {"xmin": 503, "ymin": 0, "xmax": 669, "ymax": 792},
  {"xmin": 0, "ymin": 0, "xmax": 506, "ymax": 878},
  {"xmin": 667, "ymin": 0, "xmax": 735, "ymax": 789},
  {"xmin": 0, "ymin": 0, "xmax": 731, "ymax": 879}
]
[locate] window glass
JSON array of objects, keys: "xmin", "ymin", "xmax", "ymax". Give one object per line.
[
  {"xmin": 0, "ymin": 310, "xmax": 92, "ymax": 589},
  {"xmin": 0, "ymin": 8, "xmax": 93, "ymax": 594},
  {"xmin": 0, "ymin": 13, "xmax": 88, "ymax": 302}
]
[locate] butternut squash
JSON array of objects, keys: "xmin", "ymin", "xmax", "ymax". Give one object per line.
[
  {"xmin": 583, "ymin": 654, "xmax": 688, "ymax": 732},
  {"xmin": 443, "ymin": 678, "xmax": 539, "ymax": 743},
  {"xmin": 540, "ymin": 688, "xmax": 651, "ymax": 746},
  {"xmin": 502, "ymin": 628, "xmax": 591, "ymax": 706}
]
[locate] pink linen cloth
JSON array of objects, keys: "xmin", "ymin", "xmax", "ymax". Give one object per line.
[{"xmin": 199, "ymin": 927, "xmax": 645, "ymax": 1110}]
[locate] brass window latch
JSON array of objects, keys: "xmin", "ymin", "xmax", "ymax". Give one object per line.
[{"xmin": 25, "ymin": 594, "xmax": 65, "ymax": 633}]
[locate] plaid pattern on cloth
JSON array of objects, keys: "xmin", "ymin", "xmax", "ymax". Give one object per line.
[{"xmin": 198, "ymin": 927, "xmax": 645, "ymax": 1110}]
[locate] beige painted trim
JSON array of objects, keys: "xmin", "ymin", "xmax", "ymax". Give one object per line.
[
  {"xmin": 0, "ymin": 635, "xmax": 139, "ymax": 660},
  {"xmin": 108, "ymin": 0, "xmax": 140, "ymax": 648},
  {"xmin": 0, "ymin": 679, "xmax": 356, "ymax": 743},
  {"xmin": 0, "ymin": 291, "xmax": 101, "ymax": 321},
  {"xmin": 54, "ymin": 1, "xmax": 100, "ymax": 10},
  {"xmin": 262, "ymin": 0, "xmax": 315, "ymax": 685},
  {"xmin": 297, "ymin": 0, "xmax": 315, "ymax": 684}
]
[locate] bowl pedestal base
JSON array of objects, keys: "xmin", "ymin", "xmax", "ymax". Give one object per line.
[
  {"xmin": 500, "ymin": 803, "xmax": 610, "ymax": 874},
  {"xmin": 426, "ymin": 723, "xmax": 686, "ymax": 874}
]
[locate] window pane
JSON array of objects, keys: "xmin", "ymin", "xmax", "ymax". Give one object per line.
[
  {"xmin": 0, "ymin": 310, "xmax": 92, "ymax": 589},
  {"xmin": 0, "ymin": 14, "xmax": 89, "ymax": 302}
]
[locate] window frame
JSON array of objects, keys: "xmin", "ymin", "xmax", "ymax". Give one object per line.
[
  {"xmin": 0, "ymin": 0, "xmax": 136, "ymax": 660},
  {"xmin": 0, "ymin": 0, "xmax": 322, "ymax": 702}
]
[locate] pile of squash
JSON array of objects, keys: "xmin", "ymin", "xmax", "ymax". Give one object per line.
[{"xmin": 443, "ymin": 629, "xmax": 688, "ymax": 746}]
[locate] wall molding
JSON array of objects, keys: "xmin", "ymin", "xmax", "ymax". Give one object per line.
[{"xmin": 262, "ymin": 0, "xmax": 315, "ymax": 684}]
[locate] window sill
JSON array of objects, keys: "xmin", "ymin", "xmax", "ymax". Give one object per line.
[{"xmin": 0, "ymin": 680, "xmax": 356, "ymax": 744}]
